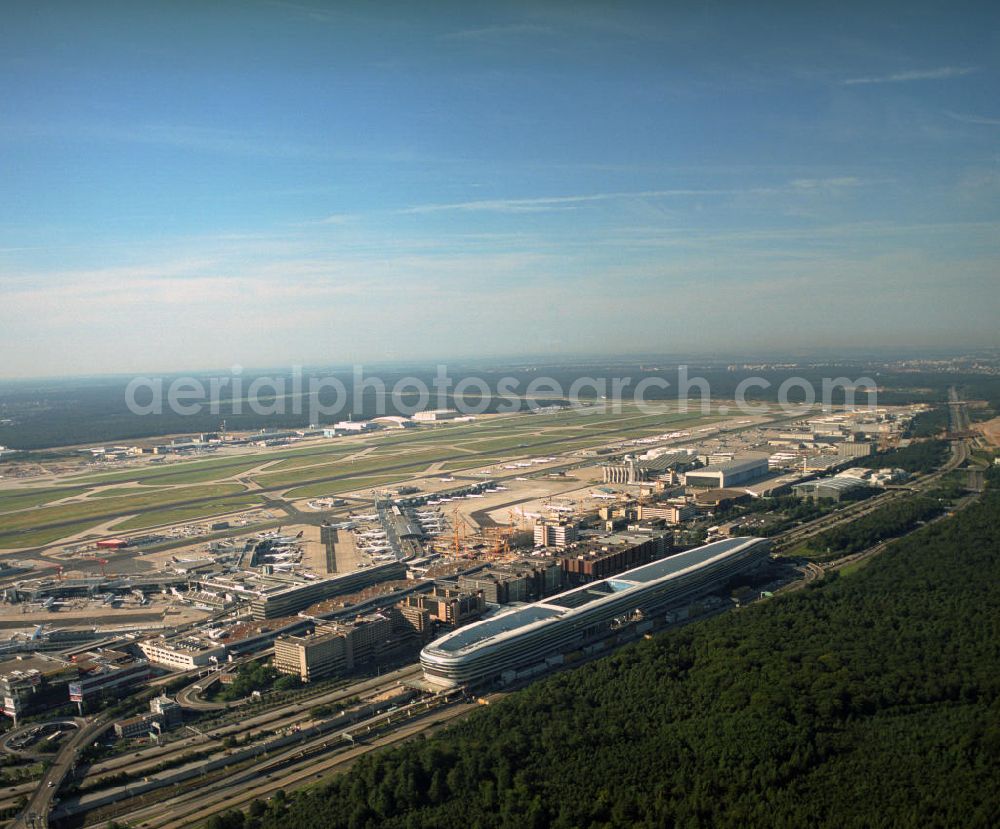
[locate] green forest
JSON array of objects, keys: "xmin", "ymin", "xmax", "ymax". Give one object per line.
[
  {"xmin": 858, "ymin": 439, "xmax": 949, "ymax": 474},
  {"xmin": 207, "ymin": 470, "xmax": 1000, "ymax": 829},
  {"xmin": 802, "ymin": 496, "xmax": 943, "ymax": 559},
  {"xmin": 907, "ymin": 406, "xmax": 950, "ymax": 438}
]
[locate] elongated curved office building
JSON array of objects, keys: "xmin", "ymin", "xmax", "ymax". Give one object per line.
[{"xmin": 421, "ymin": 536, "xmax": 770, "ymax": 687}]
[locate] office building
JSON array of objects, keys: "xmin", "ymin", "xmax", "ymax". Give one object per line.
[
  {"xmin": 68, "ymin": 650, "xmax": 151, "ymax": 707},
  {"xmin": 115, "ymin": 715, "xmax": 157, "ymax": 740},
  {"xmin": 138, "ymin": 637, "xmax": 226, "ymax": 670},
  {"xmin": 274, "ymin": 614, "xmax": 390, "ymax": 682},
  {"xmin": 637, "ymin": 502, "xmax": 697, "ymax": 524},
  {"xmin": 0, "ymin": 656, "xmax": 77, "ymax": 720},
  {"xmin": 421, "ymin": 537, "xmax": 771, "ymax": 687},
  {"xmin": 150, "ymin": 694, "xmax": 183, "ymax": 727},
  {"xmin": 533, "ymin": 520, "xmax": 578, "ymax": 548},
  {"xmin": 557, "ymin": 531, "xmax": 671, "ymax": 585}
]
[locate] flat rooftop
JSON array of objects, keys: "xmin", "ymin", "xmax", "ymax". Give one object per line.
[
  {"xmin": 689, "ymin": 455, "xmax": 769, "ymax": 474},
  {"xmin": 427, "ymin": 537, "xmax": 766, "ymax": 656},
  {"xmin": 614, "ymin": 537, "xmax": 753, "ymax": 584},
  {"xmin": 433, "ymin": 606, "xmax": 563, "ymax": 653}
]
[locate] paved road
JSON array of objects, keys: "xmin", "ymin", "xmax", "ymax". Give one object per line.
[
  {"xmin": 0, "ymin": 719, "xmax": 81, "ymax": 759},
  {"xmin": 11, "ymin": 713, "xmax": 112, "ymax": 829}
]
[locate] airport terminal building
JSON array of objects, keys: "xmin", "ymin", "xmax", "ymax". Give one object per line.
[{"xmin": 421, "ymin": 537, "xmax": 771, "ymax": 687}]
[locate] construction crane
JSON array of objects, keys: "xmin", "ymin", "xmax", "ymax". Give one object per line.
[
  {"xmin": 507, "ymin": 508, "xmax": 530, "ymax": 532},
  {"xmin": 451, "ymin": 508, "xmax": 470, "ymax": 558},
  {"xmin": 481, "ymin": 523, "xmax": 517, "ymax": 561},
  {"xmin": 483, "ymin": 527, "xmax": 504, "ymax": 559}
]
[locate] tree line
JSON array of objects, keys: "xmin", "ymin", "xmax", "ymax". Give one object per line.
[{"xmin": 203, "ymin": 468, "xmax": 1000, "ymax": 829}]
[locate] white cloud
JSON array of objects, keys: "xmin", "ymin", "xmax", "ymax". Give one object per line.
[
  {"xmin": 395, "ymin": 178, "xmax": 873, "ymax": 216},
  {"xmin": 945, "ymin": 110, "xmax": 1000, "ymax": 126},
  {"xmin": 398, "ymin": 189, "xmax": 735, "ymax": 215},
  {"xmin": 789, "ymin": 177, "xmax": 863, "ymax": 190},
  {"xmin": 441, "ymin": 23, "xmax": 553, "ymax": 41},
  {"xmin": 843, "ymin": 66, "xmax": 976, "ymax": 85}
]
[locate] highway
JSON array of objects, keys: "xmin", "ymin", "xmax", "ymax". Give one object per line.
[
  {"xmin": 108, "ymin": 700, "xmax": 477, "ymax": 829},
  {"xmin": 10, "ymin": 400, "xmax": 980, "ymax": 827},
  {"xmin": 775, "ymin": 389, "xmax": 979, "ymax": 590},
  {"xmin": 65, "ymin": 671, "xmax": 433, "ymax": 826},
  {"xmin": 9, "ymin": 663, "xmax": 421, "ymax": 827},
  {"xmin": 10, "ymin": 712, "xmax": 114, "ymax": 829},
  {"xmin": 70, "ymin": 666, "xmax": 424, "ymax": 792},
  {"xmin": 41, "ymin": 666, "xmax": 424, "ymax": 824},
  {"xmin": 773, "ymin": 412, "xmax": 969, "ymax": 553}
]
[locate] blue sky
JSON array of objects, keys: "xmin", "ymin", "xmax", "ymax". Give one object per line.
[{"xmin": 1, "ymin": 1, "xmax": 998, "ymax": 377}]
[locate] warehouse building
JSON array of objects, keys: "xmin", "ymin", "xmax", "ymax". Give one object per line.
[
  {"xmin": 683, "ymin": 455, "xmax": 769, "ymax": 488},
  {"xmin": 792, "ymin": 477, "xmax": 868, "ymax": 502},
  {"xmin": 837, "ymin": 437, "xmax": 875, "ymax": 458},
  {"xmin": 412, "ymin": 409, "xmax": 460, "ymax": 422}
]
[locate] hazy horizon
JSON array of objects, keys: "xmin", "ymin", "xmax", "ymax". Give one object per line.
[{"xmin": 2, "ymin": 1, "xmax": 998, "ymax": 378}]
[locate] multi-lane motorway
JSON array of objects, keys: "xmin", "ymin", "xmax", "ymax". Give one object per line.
[{"xmin": 9, "ymin": 396, "xmax": 984, "ymax": 828}]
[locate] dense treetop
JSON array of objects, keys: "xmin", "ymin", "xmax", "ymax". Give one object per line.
[{"xmin": 210, "ymin": 469, "xmax": 1000, "ymax": 829}]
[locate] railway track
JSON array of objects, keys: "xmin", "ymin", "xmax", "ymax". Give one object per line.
[
  {"xmin": 88, "ymin": 701, "xmax": 475, "ymax": 829},
  {"xmin": 23, "ymin": 402, "xmax": 980, "ymax": 827},
  {"xmin": 79, "ymin": 665, "xmax": 423, "ymax": 779}
]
